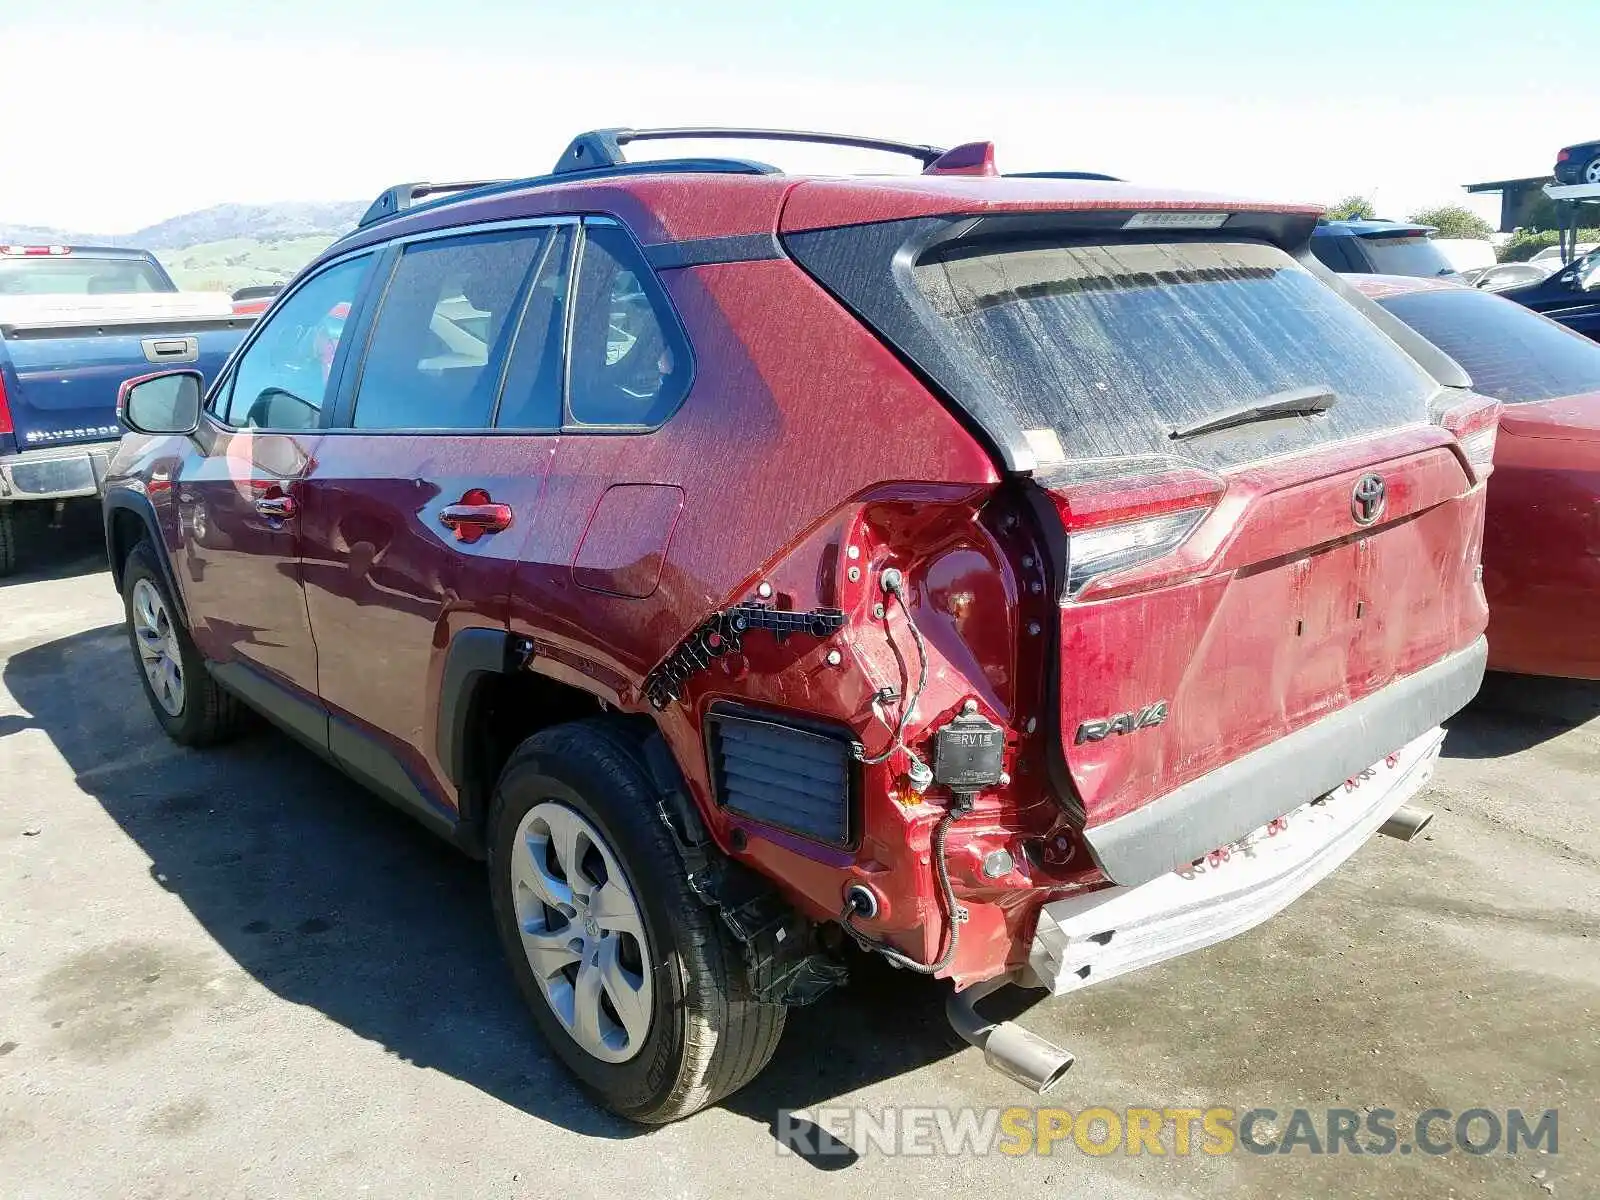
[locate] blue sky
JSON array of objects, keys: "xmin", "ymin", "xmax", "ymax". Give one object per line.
[{"xmin": 3, "ymin": 0, "xmax": 1596, "ymax": 230}]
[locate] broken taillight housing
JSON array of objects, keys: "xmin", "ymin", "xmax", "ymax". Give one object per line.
[
  {"xmin": 1438, "ymin": 394, "xmax": 1502, "ymax": 481},
  {"xmin": 1065, "ymin": 508, "xmax": 1208, "ymax": 596},
  {"xmin": 1043, "ymin": 463, "xmax": 1224, "ymax": 598}
]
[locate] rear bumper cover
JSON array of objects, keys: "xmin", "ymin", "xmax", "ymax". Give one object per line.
[
  {"xmin": 0, "ymin": 441, "xmax": 117, "ymax": 502},
  {"xmin": 1082, "ymin": 636, "xmax": 1486, "ymax": 887},
  {"xmin": 1028, "ymin": 725, "xmax": 1445, "ymax": 995}
]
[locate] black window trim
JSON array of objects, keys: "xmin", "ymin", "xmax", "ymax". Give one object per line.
[{"xmin": 201, "ymin": 247, "xmax": 380, "ymax": 434}]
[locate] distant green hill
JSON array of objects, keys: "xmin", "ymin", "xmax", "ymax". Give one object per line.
[{"xmin": 158, "ymin": 235, "xmax": 341, "ymax": 292}]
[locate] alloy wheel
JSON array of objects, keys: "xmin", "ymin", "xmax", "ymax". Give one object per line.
[
  {"xmin": 131, "ymin": 578, "xmax": 185, "ymax": 717},
  {"xmin": 1586, "ymin": 157, "xmax": 1600, "ymax": 185},
  {"xmin": 510, "ymin": 801, "xmax": 654, "ymax": 1063}
]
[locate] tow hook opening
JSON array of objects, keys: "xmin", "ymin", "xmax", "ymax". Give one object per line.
[
  {"xmin": 946, "ymin": 976, "xmax": 1075, "ymax": 1095},
  {"xmin": 1378, "ymin": 804, "xmax": 1435, "ymax": 842}
]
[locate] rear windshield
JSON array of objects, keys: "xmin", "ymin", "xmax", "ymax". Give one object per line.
[
  {"xmin": 1357, "ymin": 235, "xmax": 1457, "ymax": 279},
  {"xmin": 1377, "ymin": 287, "xmax": 1600, "ymax": 404},
  {"xmin": 914, "ymin": 239, "xmax": 1435, "ymax": 466},
  {"xmin": 0, "ymin": 256, "xmax": 172, "ymax": 296}
]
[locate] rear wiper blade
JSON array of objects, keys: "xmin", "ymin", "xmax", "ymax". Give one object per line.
[{"xmin": 1168, "ymin": 386, "xmax": 1338, "ymax": 440}]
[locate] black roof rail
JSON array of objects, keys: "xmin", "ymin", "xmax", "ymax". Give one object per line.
[
  {"xmin": 358, "ymin": 180, "xmax": 513, "ymax": 228},
  {"xmin": 553, "ymin": 127, "xmax": 948, "ymax": 175},
  {"xmin": 1005, "ymin": 170, "xmax": 1123, "ymax": 182},
  {"xmin": 354, "ymin": 158, "xmax": 781, "ymax": 232}
]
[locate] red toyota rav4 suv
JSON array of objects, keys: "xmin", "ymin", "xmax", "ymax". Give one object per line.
[{"xmin": 104, "ymin": 128, "xmax": 1494, "ymax": 1123}]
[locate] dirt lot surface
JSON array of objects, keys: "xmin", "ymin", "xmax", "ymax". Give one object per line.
[{"xmin": 2, "ymin": 520, "xmax": 1596, "ymax": 1198}]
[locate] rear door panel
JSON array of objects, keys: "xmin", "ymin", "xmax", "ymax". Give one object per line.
[
  {"xmin": 298, "ymin": 434, "xmax": 555, "ymax": 808},
  {"xmin": 297, "ymin": 223, "xmax": 567, "ymax": 814}
]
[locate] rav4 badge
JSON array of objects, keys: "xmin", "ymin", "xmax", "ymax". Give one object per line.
[{"xmin": 1075, "ymin": 701, "xmax": 1170, "ymax": 744}]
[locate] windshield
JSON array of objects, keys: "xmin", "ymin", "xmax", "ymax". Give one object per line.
[
  {"xmin": 0, "ymin": 255, "xmax": 172, "ymax": 296},
  {"xmin": 1358, "ymin": 235, "xmax": 1457, "ymax": 279},
  {"xmin": 913, "ymin": 239, "xmax": 1435, "ymax": 468},
  {"xmin": 1378, "ymin": 287, "xmax": 1600, "ymax": 404}
]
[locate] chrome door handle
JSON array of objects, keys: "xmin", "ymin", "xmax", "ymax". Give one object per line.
[
  {"xmin": 254, "ymin": 495, "xmax": 296, "ymax": 519},
  {"xmin": 439, "ymin": 488, "xmax": 512, "ymax": 543}
]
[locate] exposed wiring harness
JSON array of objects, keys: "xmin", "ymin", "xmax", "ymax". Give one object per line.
[
  {"xmin": 855, "ymin": 568, "xmax": 929, "ymax": 767},
  {"xmin": 840, "ymin": 800, "xmax": 969, "ymax": 974},
  {"xmin": 842, "ymin": 565, "xmax": 968, "ymax": 974}
]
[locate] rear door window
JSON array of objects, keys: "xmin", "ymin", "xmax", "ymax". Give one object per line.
[
  {"xmin": 1378, "ymin": 287, "xmax": 1600, "ymax": 404},
  {"xmin": 914, "ymin": 239, "xmax": 1435, "ymax": 468},
  {"xmin": 350, "ymin": 228, "xmax": 548, "ymax": 430},
  {"xmin": 494, "ymin": 226, "xmax": 574, "ymax": 430}
]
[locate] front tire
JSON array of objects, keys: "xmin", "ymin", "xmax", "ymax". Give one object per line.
[
  {"xmin": 488, "ymin": 720, "xmax": 785, "ymax": 1123},
  {"xmin": 122, "ymin": 541, "xmax": 242, "ymax": 746}
]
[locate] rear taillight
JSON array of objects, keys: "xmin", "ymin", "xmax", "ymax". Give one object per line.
[
  {"xmin": 1045, "ymin": 465, "xmax": 1224, "ymax": 598},
  {"xmin": 1066, "ymin": 508, "xmax": 1208, "ymax": 595},
  {"xmin": 1438, "ymin": 394, "xmax": 1502, "ymax": 480},
  {"xmin": 1558, "ymin": 149, "xmax": 1571, "ymax": 162},
  {"xmin": 0, "ymin": 372, "xmax": 12, "ymax": 436}
]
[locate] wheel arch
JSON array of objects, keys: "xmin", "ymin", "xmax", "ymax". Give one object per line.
[
  {"xmin": 439, "ymin": 629, "xmax": 663, "ymax": 854},
  {"xmin": 104, "ymin": 491, "xmax": 187, "ymax": 624}
]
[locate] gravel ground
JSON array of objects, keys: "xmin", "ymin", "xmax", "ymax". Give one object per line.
[{"xmin": 2, "ymin": 516, "xmax": 1596, "ymax": 1199}]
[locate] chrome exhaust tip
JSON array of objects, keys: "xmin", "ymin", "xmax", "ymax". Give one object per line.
[
  {"xmin": 946, "ymin": 978, "xmax": 1075, "ymax": 1095},
  {"xmin": 1379, "ymin": 804, "xmax": 1435, "ymax": 842},
  {"xmin": 977, "ymin": 1021, "xmax": 1076, "ymax": 1093}
]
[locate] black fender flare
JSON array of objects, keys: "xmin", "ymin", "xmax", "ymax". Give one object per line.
[
  {"xmin": 435, "ymin": 629, "xmax": 705, "ymax": 851},
  {"xmin": 435, "ymin": 627, "xmax": 514, "ymax": 823},
  {"xmin": 103, "ymin": 489, "xmax": 187, "ymax": 625}
]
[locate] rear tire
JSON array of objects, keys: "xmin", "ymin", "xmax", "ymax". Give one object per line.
[
  {"xmin": 1585, "ymin": 156, "xmax": 1600, "ymax": 186},
  {"xmin": 488, "ymin": 719, "xmax": 785, "ymax": 1123},
  {"xmin": 0, "ymin": 505, "xmax": 37, "ymax": 577},
  {"xmin": 122, "ymin": 541, "xmax": 242, "ymax": 746},
  {"xmin": 0, "ymin": 506, "xmax": 16, "ymax": 578}
]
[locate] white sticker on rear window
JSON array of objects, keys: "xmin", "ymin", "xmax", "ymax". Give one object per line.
[
  {"xmin": 1024, "ymin": 427, "xmax": 1068, "ymax": 466},
  {"xmin": 1122, "ymin": 212, "xmax": 1230, "ymax": 230}
]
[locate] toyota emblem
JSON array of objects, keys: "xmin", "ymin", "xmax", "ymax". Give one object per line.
[{"xmin": 1351, "ymin": 473, "xmax": 1386, "ymax": 525}]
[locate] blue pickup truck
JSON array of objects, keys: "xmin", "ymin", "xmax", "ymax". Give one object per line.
[{"xmin": 0, "ymin": 244, "xmax": 256, "ymax": 574}]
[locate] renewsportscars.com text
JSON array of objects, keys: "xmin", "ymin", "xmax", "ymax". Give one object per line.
[{"xmin": 775, "ymin": 1106, "xmax": 1559, "ymax": 1158}]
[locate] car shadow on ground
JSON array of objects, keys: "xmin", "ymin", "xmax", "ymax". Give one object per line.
[
  {"xmin": 4, "ymin": 621, "xmax": 1006, "ymax": 1159},
  {"xmin": 1443, "ymin": 670, "xmax": 1600, "ymax": 759}
]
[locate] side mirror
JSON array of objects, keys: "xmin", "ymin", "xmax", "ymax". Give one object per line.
[{"xmin": 117, "ymin": 369, "xmax": 203, "ymax": 435}]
